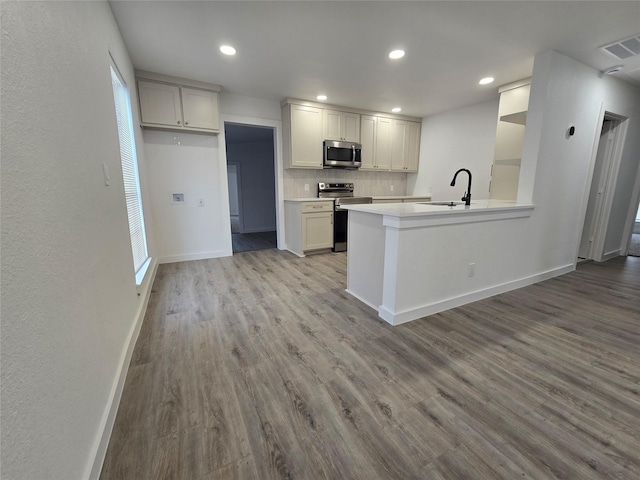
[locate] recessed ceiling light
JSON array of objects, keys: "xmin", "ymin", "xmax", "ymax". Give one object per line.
[
  {"xmin": 392, "ymin": 107, "xmax": 402, "ymax": 113},
  {"xmin": 220, "ymin": 45, "xmax": 236, "ymax": 56},
  {"xmin": 479, "ymin": 77, "xmax": 494, "ymax": 85},
  {"xmin": 389, "ymin": 50, "xmax": 405, "ymax": 59},
  {"xmin": 317, "ymin": 94, "xmax": 327, "ymax": 101}
]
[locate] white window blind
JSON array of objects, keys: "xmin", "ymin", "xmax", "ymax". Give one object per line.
[{"xmin": 110, "ymin": 64, "xmax": 149, "ymax": 275}]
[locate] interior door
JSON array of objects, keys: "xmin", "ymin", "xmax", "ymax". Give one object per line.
[{"xmin": 578, "ymin": 120, "xmax": 613, "ymax": 259}]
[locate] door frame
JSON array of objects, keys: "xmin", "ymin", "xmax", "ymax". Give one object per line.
[
  {"xmin": 577, "ymin": 109, "xmax": 629, "ymax": 262},
  {"xmin": 219, "ymin": 114, "xmax": 283, "ymax": 250},
  {"xmin": 620, "ymin": 163, "xmax": 640, "ymax": 255},
  {"xmin": 226, "ymin": 161, "xmax": 244, "ymax": 234}
]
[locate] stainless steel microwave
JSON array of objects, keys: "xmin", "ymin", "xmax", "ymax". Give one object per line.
[{"xmin": 323, "ymin": 140, "xmax": 362, "ymax": 169}]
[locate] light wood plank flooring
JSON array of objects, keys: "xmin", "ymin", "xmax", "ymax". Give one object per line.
[{"xmin": 101, "ymin": 251, "xmax": 640, "ymax": 479}]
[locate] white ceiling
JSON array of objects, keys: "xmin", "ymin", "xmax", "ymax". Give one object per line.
[{"xmin": 109, "ymin": 1, "xmax": 640, "ymax": 118}]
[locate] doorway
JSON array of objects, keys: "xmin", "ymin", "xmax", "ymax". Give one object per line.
[
  {"xmin": 626, "ymin": 200, "xmax": 640, "ymax": 257},
  {"xmin": 577, "ymin": 113, "xmax": 626, "ymax": 261},
  {"xmin": 224, "ymin": 123, "xmax": 277, "ymax": 253}
]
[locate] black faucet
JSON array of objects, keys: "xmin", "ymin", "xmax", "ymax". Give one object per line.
[{"xmin": 450, "ymin": 168, "xmax": 472, "ymax": 206}]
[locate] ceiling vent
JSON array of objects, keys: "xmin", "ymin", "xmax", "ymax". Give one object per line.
[{"xmin": 600, "ymin": 34, "xmax": 640, "ymax": 60}]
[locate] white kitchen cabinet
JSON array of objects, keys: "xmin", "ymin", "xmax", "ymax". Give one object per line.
[
  {"xmin": 489, "ymin": 79, "xmax": 530, "ymax": 201},
  {"xmin": 283, "ymin": 104, "xmax": 324, "ymax": 169},
  {"xmin": 281, "ymin": 98, "xmax": 421, "ymax": 170},
  {"xmin": 137, "ymin": 74, "xmax": 220, "ymax": 133},
  {"xmin": 360, "ymin": 115, "xmax": 392, "ymax": 171},
  {"xmin": 180, "ymin": 87, "xmax": 219, "ymax": 130},
  {"xmin": 284, "ymin": 200, "xmax": 334, "ymax": 256},
  {"xmin": 390, "ymin": 120, "xmax": 420, "ymax": 172},
  {"xmin": 137, "ymin": 81, "xmax": 182, "ymax": 126},
  {"xmin": 323, "ymin": 109, "xmax": 360, "ymax": 142}
]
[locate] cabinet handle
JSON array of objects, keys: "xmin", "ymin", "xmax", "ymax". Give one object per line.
[
  {"xmin": 177, "ymin": 120, "xmax": 181, "ymax": 125},
  {"xmin": 331, "ymin": 213, "xmax": 333, "ymax": 224}
]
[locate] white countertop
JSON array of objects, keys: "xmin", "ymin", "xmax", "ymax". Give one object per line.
[
  {"xmin": 284, "ymin": 197, "xmax": 332, "ymax": 202},
  {"xmin": 342, "ymin": 200, "xmax": 535, "ymax": 227},
  {"xmin": 284, "ymin": 195, "xmax": 432, "ymax": 202},
  {"xmin": 342, "ymin": 199, "xmax": 532, "ymax": 216},
  {"xmin": 372, "ymin": 195, "xmax": 432, "ymax": 200}
]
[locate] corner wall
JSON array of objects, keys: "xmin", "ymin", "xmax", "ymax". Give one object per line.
[
  {"xmin": 1, "ymin": 2, "xmax": 156, "ymax": 479},
  {"xmin": 520, "ymin": 50, "xmax": 640, "ymax": 260},
  {"xmin": 407, "ymin": 99, "xmax": 499, "ymax": 200}
]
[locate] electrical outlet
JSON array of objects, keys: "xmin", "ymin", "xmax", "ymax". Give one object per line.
[
  {"xmin": 390, "ymin": 184, "xmax": 395, "ymax": 191},
  {"xmin": 304, "ymin": 184, "xmax": 309, "ymax": 191},
  {"xmin": 468, "ymin": 263, "xmax": 475, "ymax": 277}
]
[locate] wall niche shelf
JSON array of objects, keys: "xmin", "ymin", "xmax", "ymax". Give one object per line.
[
  {"xmin": 494, "ymin": 158, "xmax": 521, "ymax": 166},
  {"xmin": 499, "ymin": 111, "xmax": 527, "ymax": 125}
]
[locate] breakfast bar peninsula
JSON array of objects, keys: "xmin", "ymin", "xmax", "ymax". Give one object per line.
[{"xmin": 341, "ymin": 200, "xmax": 537, "ymax": 325}]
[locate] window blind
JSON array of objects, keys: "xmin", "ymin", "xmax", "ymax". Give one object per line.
[{"xmin": 110, "ymin": 65, "xmax": 149, "ymax": 275}]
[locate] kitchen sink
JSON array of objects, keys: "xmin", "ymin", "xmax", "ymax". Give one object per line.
[{"xmin": 420, "ymin": 201, "xmax": 466, "ymax": 206}]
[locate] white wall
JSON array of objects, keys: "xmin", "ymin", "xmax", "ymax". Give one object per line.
[
  {"xmin": 407, "ymin": 99, "xmax": 499, "ymax": 200},
  {"xmin": 142, "ymin": 94, "xmax": 283, "ymax": 260},
  {"xmin": 227, "ymin": 140, "xmax": 277, "ymax": 233},
  {"xmin": 520, "ymin": 50, "xmax": 640, "ymax": 260},
  {"xmin": 1, "ymin": 2, "xmax": 156, "ymax": 479},
  {"xmin": 143, "ymin": 130, "xmax": 233, "ymax": 262}
]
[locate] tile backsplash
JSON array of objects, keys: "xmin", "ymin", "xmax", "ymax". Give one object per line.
[{"xmin": 284, "ymin": 169, "xmax": 408, "ymax": 198}]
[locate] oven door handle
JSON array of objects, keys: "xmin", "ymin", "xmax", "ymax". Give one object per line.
[{"xmin": 352, "ymin": 144, "xmax": 356, "ymax": 163}]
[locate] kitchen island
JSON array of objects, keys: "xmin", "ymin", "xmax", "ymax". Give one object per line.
[{"xmin": 342, "ymin": 200, "xmax": 538, "ymax": 325}]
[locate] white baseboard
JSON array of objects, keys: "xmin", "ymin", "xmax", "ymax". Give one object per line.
[
  {"xmin": 345, "ymin": 288, "xmax": 378, "ymax": 311},
  {"xmin": 601, "ymin": 249, "xmax": 621, "ymax": 261},
  {"xmin": 159, "ymin": 249, "xmax": 231, "ymax": 264},
  {"xmin": 378, "ymin": 263, "xmax": 575, "ymax": 326},
  {"xmin": 85, "ymin": 258, "xmax": 159, "ymax": 480}
]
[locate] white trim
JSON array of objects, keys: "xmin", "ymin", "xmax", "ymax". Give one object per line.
[
  {"xmin": 159, "ymin": 249, "xmax": 230, "ymax": 264},
  {"xmin": 86, "ymin": 257, "xmax": 159, "ymax": 480},
  {"xmin": 601, "ymin": 249, "xmax": 621, "ymax": 261},
  {"xmin": 219, "ymin": 114, "xmax": 285, "ymax": 250},
  {"xmin": 134, "ymin": 256, "xmax": 152, "ymax": 289},
  {"xmin": 375, "ymin": 263, "xmax": 575, "ymax": 325},
  {"xmin": 345, "ymin": 288, "xmax": 378, "ymax": 311}
]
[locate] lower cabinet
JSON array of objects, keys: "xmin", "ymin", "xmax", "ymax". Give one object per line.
[{"xmin": 284, "ymin": 201, "xmax": 334, "ymax": 256}]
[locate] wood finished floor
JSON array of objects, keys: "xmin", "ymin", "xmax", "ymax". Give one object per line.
[{"xmin": 100, "ymin": 251, "xmax": 640, "ymax": 480}]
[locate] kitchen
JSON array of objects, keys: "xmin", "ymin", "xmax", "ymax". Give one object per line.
[{"xmin": 3, "ymin": 2, "xmax": 640, "ymax": 480}]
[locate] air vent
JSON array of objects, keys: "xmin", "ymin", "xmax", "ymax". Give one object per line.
[{"xmin": 600, "ymin": 34, "xmax": 640, "ymax": 60}]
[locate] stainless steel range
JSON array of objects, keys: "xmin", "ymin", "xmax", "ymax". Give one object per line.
[{"xmin": 318, "ymin": 183, "xmax": 373, "ymax": 252}]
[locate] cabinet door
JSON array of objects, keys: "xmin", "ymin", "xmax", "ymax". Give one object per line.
[
  {"xmin": 375, "ymin": 117, "xmax": 393, "ymax": 170},
  {"xmin": 390, "ymin": 120, "xmax": 407, "ymax": 171},
  {"xmin": 323, "ymin": 110, "xmax": 360, "ymax": 142},
  {"xmin": 405, "ymin": 122, "xmax": 421, "ymax": 172},
  {"xmin": 323, "ymin": 110, "xmax": 343, "ymax": 141},
  {"xmin": 360, "ymin": 115, "xmax": 376, "ymax": 170},
  {"xmin": 181, "ymin": 87, "xmax": 219, "ymax": 131},
  {"xmin": 290, "ymin": 105, "xmax": 323, "ymax": 168},
  {"xmin": 138, "ymin": 80, "xmax": 182, "ymax": 127},
  {"xmin": 302, "ymin": 212, "xmax": 333, "ymax": 250},
  {"xmin": 342, "ymin": 112, "xmax": 361, "ymax": 142}
]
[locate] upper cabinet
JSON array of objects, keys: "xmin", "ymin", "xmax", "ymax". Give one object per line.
[
  {"xmin": 390, "ymin": 120, "xmax": 421, "ymax": 172},
  {"xmin": 489, "ymin": 79, "xmax": 531, "ymax": 201},
  {"xmin": 136, "ymin": 71, "xmax": 221, "ymax": 134},
  {"xmin": 282, "ymin": 98, "xmax": 421, "ymax": 171},
  {"xmin": 323, "ymin": 109, "xmax": 360, "ymax": 142},
  {"xmin": 282, "ymin": 104, "xmax": 324, "ymax": 169},
  {"xmin": 360, "ymin": 115, "xmax": 392, "ymax": 171}
]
